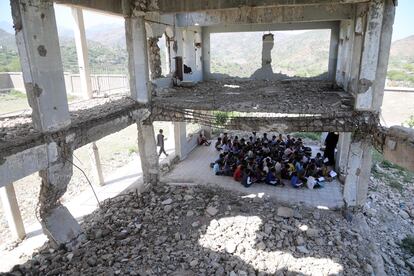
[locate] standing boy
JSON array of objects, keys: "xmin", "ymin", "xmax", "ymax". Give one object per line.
[{"xmin": 157, "ymin": 129, "xmax": 168, "ymax": 157}]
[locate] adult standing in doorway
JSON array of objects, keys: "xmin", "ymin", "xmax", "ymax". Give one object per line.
[
  {"xmin": 324, "ymin": 132, "xmax": 339, "ymax": 166},
  {"xmin": 157, "ymin": 129, "xmax": 168, "ymax": 158}
]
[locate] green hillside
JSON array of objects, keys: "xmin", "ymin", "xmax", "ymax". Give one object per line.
[
  {"xmin": 387, "ymin": 35, "xmax": 414, "ymax": 87},
  {"xmin": 0, "ymin": 27, "xmax": 414, "ymax": 87},
  {"xmin": 0, "ymin": 29, "xmax": 128, "ymax": 74}
]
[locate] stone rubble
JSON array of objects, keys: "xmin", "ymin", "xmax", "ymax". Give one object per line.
[{"xmin": 7, "ymin": 181, "xmax": 413, "ymax": 275}]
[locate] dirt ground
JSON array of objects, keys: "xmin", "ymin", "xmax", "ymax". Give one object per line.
[{"xmin": 0, "ymin": 122, "xmax": 172, "ymax": 245}]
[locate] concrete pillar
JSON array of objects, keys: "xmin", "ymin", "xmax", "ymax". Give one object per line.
[
  {"xmin": 137, "ymin": 122, "xmax": 159, "ymax": 187},
  {"xmin": 372, "ymin": 0, "xmax": 396, "ymax": 111},
  {"xmin": 148, "ymin": 37, "xmax": 162, "ymax": 80},
  {"xmin": 89, "ymin": 143, "xmax": 105, "ymax": 186},
  {"xmin": 348, "ymin": 4, "xmax": 367, "ymax": 96},
  {"xmin": 335, "ymin": 132, "xmax": 351, "ymax": 180},
  {"xmin": 343, "ymin": 139, "xmax": 372, "ymax": 206},
  {"xmin": 11, "ymin": 0, "xmax": 70, "ymax": 132},
  {"xmin": 343, "ymin": 2, "xmax": 388, "ymax": 207},
  {"xmin": 261, "ymin": 34, "xmax": 274, "ymax": 67},
  {"xmin": 202, "ymin": 27, "xmax": 210, "ymax": 80},
  {"xmin": 355, "ymin": 0, "xmax": 384, "ymax": 110},
  {"xmin": 174, "ymin": 122, "xmax": 187, "ymax": 160},
  {"xmin": 71, "ymin": 7, "xmax": 92, "ymax": 99},
  {"xmin": 71, "ymin": 7, "xmax": 105, "ymax": 186},
  {"xmin": 125, "ymin": 16, "xmax": 151, "ymax": 103},
  {"xmin": 0, "ymin": 184, "xmax": 26, "ymax": 240},
  {"xmin": 38, "ymin": 150, "xmax": 81, "ymax": 246},
  {"xmin": 328, "ymin": 23, "xmax": 340, "ymax": 82}
]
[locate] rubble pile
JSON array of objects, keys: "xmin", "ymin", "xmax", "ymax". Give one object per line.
[
  {"xmin": 154, "ymin": 79, "xmax": 354, "ymax": 114},
  {"xmin": 8, "ymin": 182, "xmax": 413, "ymax": 275}
]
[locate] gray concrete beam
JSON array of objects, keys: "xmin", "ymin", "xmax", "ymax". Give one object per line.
[
  {"xmin": 176, "ymin": 5, "xmax": 353, "ymax": 27},
  {"xmin": 11, "ymin": 0, "xmax": 71, "ymax": 132},
  {"xmin": 54, "ymin": 0, "xmax": 124, "ymax": 16},
  {"xmin": 158, "ymin": 0, "xmax": 368, "ymax": 13}
]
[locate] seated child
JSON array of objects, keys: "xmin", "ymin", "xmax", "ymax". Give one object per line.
[
  {"xmin": 213, "ymin": 161, "xmax": 222, "ymax": 175},
  {"xmin": 215, "ymin": 138, "xmax": 223, "ymax": 151},
  {"xmin": 198, "ymin": 133, "xmax": 211, "ymax": 146},
  {"xmin": 290, "ymin": 172, "xmax": 303, "ymax": 188},
  {"xmin": 233, "ymin": 164, "xmax": 244, "ymax": 182},
  {"xmin": 241, "ymin": 169, "xmax": 254, "ymax": 188},
  {"xmin": 265, "ymin": 168, "xmax": 280, "ymax": 186}
]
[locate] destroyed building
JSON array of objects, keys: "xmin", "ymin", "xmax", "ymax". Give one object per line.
[{"xmin": 1, "ymin": 0, "xmax": 414, "ymax": 259}]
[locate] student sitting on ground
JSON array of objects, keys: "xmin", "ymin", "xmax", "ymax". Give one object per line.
[
  {"xmin": 290, "ymin": 172, "xmax": 303, "ymax": 188},
  {"xmin": 265, "ymin": 168, "xmax": 280, "ymax": 186},
  {"xmin": 198, "ymin": 133, "xmax": 211, "ymax": 146},
  {"xmin": 215, "ymin": 137, "xmax": 223, "ymax": 151},
  {"xmin": 233, "ymin": 164, "xmax": 244, "ymax": 182}
]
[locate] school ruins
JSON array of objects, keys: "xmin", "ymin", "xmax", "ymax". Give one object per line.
[{"xmin": 1, "ymin": 0, "xmax": 414, "ymax": 250}]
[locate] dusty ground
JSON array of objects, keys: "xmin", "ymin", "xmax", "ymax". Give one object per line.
[
  {"xmin": 6, "ymin": 178, "xmax": 414, "ymax": 276},
  {"xmin": 0, "ymin": 122, "xmax": 171, "ymax": 246}
]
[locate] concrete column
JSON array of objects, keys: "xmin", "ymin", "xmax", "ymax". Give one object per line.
[
  {"xmin": 355, "ymin": 0, "xmax": 385, "ymax": 110},
  {"xmin": 174, "ymin": 122, "xmax": 187, "ymax": 160},
  {"xmin": 137, "ymin": 122, "xmax": 159, "ymax": 187},
  {"xmin": 71, "ymin": 7, "xmax": 92, "ymax": 99},
  {"xmin": 11, "ymin": 0, "xmax": 70, "ymax": 132},
  {"xmin": 335, "ymin": 132, "xmax": 351, "ymax": 180},
  {"xmin": 148, "ymin": 37, "xmax": 162, "ymax": 80},
  {"xmin": 0, "ymin": 184, "xmax": 26, "ymax": 240},
  {"xmin": 38, "ymin": 150, "xmax": 81, "ymax": 246},
  {"xmin": 71, "ymin": 7, "xmax": 104, "ymax": 186},
  {"xmin": 343, "ymin": 139, "xmax": 372, "ymax": 206},
  {"xmin": 125, "ymin": 16, "xmax": 151, "ymax": 103},
  {"xmin": 202, "ymin": 27, "xmax": 210, "ymax": 80},
  {"xmin": 328, "ymin": 23, "xmax": 340, "ymax": 82},
  {"xmin": 372, "ymin": 0, "xmax": 396, "ymax": 110},
  {"xmin": 88, "ymin": 143, "xmax": 105, "ymax": 186},
  {"xmin": 348, "ymin": 4, "xmax": 367, "ymax": 96}
]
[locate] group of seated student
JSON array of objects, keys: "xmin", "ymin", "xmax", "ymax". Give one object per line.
[{"xmin": 211, "ymin": 132, "xmax": 337, "ymax": 189}]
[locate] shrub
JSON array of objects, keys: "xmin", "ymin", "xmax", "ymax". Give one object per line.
[
  {"xmin": 400, "ymin": 236, "xmax": 414, "ymax": 255},
  {"xmin": 214, "ymin": 111, "xmax": 229, "ymax": 127},
  {"xmin": 405, "ymin": 115, "xmax": 414, "ymax": 128}
]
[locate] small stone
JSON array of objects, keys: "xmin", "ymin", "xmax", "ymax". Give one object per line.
[
  {"xmin": 186, "ymin": 210, "xmax": 194, "ymax": 216},
  {"xmin": 206, "ymin": 206, "xmax": 219, "ymax": 216},
  {"xmin": 399, "ymin": 210, "xmax": 410, "ymax": 220},
  {"xmin": 257, "ymin": 241, "xmax": 266, "ymax": 250},
  {"xmin": 225, "ymin": 242, "xmax": 237, "ymax": 253},
  {"xmin": 363, "ymin": 263, "xmax": 374, "ymax": 273},
  {"xmin": 189, "ymin": 259, "xmax": 198, "ymax": 267},
  {"xmin": 277, "ymin": 207, "xmax": 294, "ymax": 218},
  {"xmin": 296, "ymin": 236, "xmax": 305, "ymax": 246},
  {"xmin": 66, "ymin": 253, "xmax": 74, "ymax": 262},
  {"xmin": 191, "ymin": 221, "xmax": 200, "ymax": 228},
  {"xmin": 162, "ymin": 198, "xmax": 173, "ymax": 205},
  {"xmin": 87, "ymin": 256, "xmax": 97, "ymax": 267},
  {"xmin": 406, "ymin": 256, "xmax": 414, "ymax": 270},
  {"xmin": 297, "ymin": 245, "xmax": 309, "ymax": 254},
  {"xmin": 164, "ymin": 205, "xmax": 173, "ymax": 213},
  {"xmin": 306, "ymin": 228, "xmax": 319, "ymax": 238}
]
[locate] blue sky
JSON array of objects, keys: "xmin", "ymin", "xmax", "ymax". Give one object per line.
[{"xmin": 0, "ymin": 0, "xmax": 413, "ymax": 41}]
